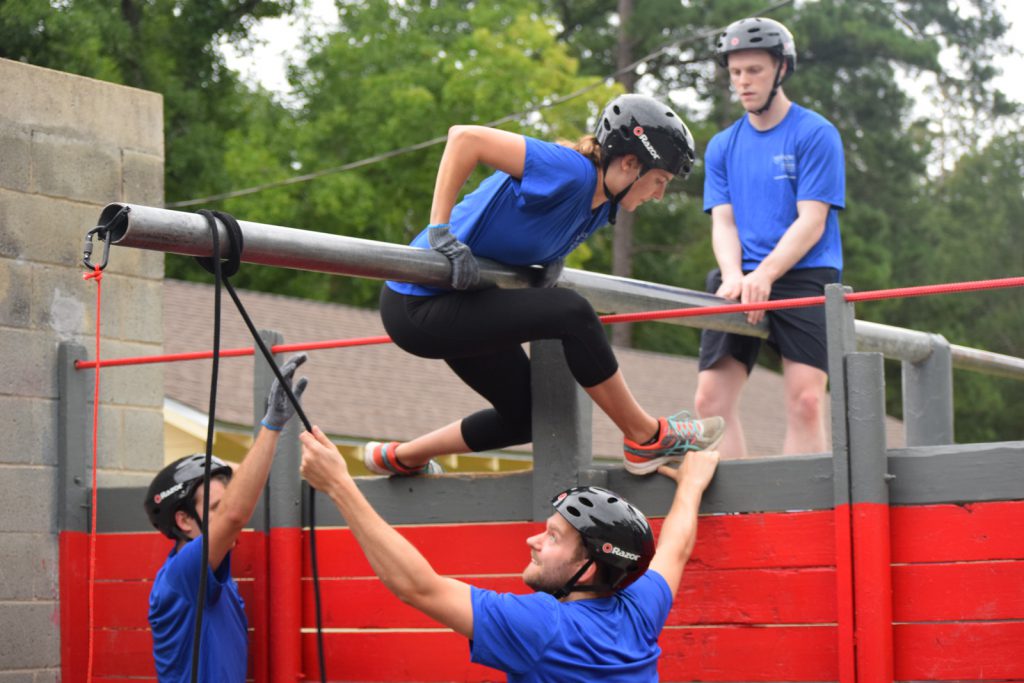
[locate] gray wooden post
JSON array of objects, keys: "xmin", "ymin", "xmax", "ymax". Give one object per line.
[
  {"xmin": 825, "ymin": 284, "xmax": 856, "ymax": 488},
  {"xmin": 255, "ymin": 330, "xmax": 302, "ymax": 533},
  {"xmin": 58, "ymin": 342, "xmax": 92, "ymax": 533},
  {"xmin": 530, "ymin": 340, "xmax": 592, "ymax": 521},
  {"xmin": 824, "ymin": 283, "xmax": 857, "ymax": 674},
  {"xmin": 902, "ymin": 333, "xmax": 954, "ymax": 446},
  {"xmin": 845, "ymin": 352, "xmax": 895, "ymax": 678}
]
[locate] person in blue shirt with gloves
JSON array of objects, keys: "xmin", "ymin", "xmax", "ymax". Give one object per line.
[
  {"xmin": 143, "ymin": 353, "xmax": 307, "ymax": 682},
  {"xmin": 367, "ymin": 94, "xmax": 724, "ymax": 477},
  {"xmin": 694, "ymin": 18, "xmax": 846, "ymax": 458},
  {"xmin": 301, "ymin": 422, "xmax": 720, "ymax": 682}
]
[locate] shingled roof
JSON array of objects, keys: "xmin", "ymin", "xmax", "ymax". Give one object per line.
[{"xmin": 163, "ymin": 279, "xmax": 904, "ymax": 460}]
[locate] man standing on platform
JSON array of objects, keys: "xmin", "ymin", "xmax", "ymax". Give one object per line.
[{"xmin": 694, "ymin": 17, "xmax": 846, "ymax": 457}]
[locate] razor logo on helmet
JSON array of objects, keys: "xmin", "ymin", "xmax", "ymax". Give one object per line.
[
  {"xmin": 632, "ymin": 126, "xmax": 661, "ymax": 161},
  {"xmin": 153, "ymin": 482, "xmax": 184, "ymax": 504},
  {"xmin": 601, "ymin": 542, "xmax": 641, "ymax": 561}
]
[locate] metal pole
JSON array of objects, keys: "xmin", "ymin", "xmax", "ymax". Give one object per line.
[
  {"xmin": 99, "ymin": 203, "xmax": 758, "ymax": 336},
  {"xmin": 96, "ymin": 203, "xmax": 1024, "ymax": 378}
]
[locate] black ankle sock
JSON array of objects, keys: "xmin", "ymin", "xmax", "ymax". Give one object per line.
[{"xmin": 641, "ymin": 423, "xmax": 661, "ymax": 445}]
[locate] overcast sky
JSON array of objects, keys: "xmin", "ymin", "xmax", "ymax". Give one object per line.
[{"xmin": 222, "ymin": 1, "xmax": 1024, "ymax": 116}]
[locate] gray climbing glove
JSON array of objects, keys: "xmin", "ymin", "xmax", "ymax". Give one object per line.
[
  {"xmin": 427, "ymin": 223, "xmax": 480, "ymax": 290},
  {"xmin": 261, "ymin": 353, "xmax": 309, "ymax": 431},
  {"xmin": 533, "ymin": 259, "xmax": 565, "ymax": 288}
]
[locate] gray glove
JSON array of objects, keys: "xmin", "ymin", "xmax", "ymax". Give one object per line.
[
  {"xmin": 533, "ymin": 259, "xmax": 565, "ymax": 288},
  {"xmin": 427, "ymin": 224, "xmax": 480, "ymax": 290},
  {"xmin": 261, "ymin": 353, "xmax": 309, "ymax": 431}
]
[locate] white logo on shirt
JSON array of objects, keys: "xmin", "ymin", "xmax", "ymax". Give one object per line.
[{"xmin": 773, "ymin": 153, "xmax": 796, "ymax": 180}]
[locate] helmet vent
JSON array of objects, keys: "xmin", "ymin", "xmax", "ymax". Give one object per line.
[
  {"xmin": 602, "ymin": 119, "xmax": 611, "ymax": 131},
  {"xmin": 566, "ymin": 505, "xmax": 582, "ymax": 517},
  {"xmin": 619, "ymin": 125, "xmax": 631, "ymax": 138},
  {"xmin": 750, "ymin": 36, "xmax": 764, "ymax": 43},
  {"xmin": 607, "ymin": 496, "xmax": 618, "ymax": 504},
  {"xmin": 579, "ymin": 496, "xmax": 594, "ymax": 507},
  {"xmin": 665, "ymin": 111, "xmax": 675, "ymax": 118},
  {"xmin": 612, "ymin": 105, "xmax": 621, "ymax": 115},
  {"xmin": 748, "ymin": 27, "xmax": 761, "ymax": 33}
]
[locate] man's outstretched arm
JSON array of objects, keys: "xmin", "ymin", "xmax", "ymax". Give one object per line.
[
  {"xmin": 299, "ymin": 426, "xmax": 474, "ymax": 637},
  {"xmin": 647, "ymin": 450, "xmax": 720, "ymax": 598}
]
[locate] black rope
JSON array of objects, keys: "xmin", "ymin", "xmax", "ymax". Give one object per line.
[
  {"xmin": 194, "ymin": 210, "xmax": 328, "ymax": 683},
  {"xmin": 189, "ymin": 211, "xmax": 223, "ymax": 683}
]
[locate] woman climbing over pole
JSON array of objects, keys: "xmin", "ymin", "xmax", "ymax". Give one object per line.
[{"xmin": 367, "ymin": 94, "xmax": 724, "ymax": 477}]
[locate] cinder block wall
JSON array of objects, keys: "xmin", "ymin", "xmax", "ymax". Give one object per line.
[{"xmin": 0, "ymin": 58, "xmax": 165, "ymax": 679}]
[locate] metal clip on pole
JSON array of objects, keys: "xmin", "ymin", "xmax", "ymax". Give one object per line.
[
  {"xmin": 82, "ymin": 205, "xmax": 131, "ymax": 271},
  {"xmin": 82, "ymin": 226, "xmax": 112, "ymax": 271}
]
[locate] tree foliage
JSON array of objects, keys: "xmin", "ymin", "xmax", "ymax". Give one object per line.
[{"xmin": 2, "ymin": 0, "xmax": 1019, "ymax": 442}]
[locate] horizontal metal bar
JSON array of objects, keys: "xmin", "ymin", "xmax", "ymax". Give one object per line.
[
  {"xmin": 98, "ymin": 203, "xmax": 1024, "ymax": 379},
  {"xmin": 100, "ymin": 203, "xmax": 758, "ymax": 335},
  {"xmin": 855, "ymin": 320, "xmax": 1024, "ymax": 380}
]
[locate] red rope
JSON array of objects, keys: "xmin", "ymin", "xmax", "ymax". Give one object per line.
[
  {"xmin": 82, "ymin": 266, "xmax": 103, "ymax": 683},
  {"xmin": 73, "ymin": 275, "xmax": 1023, "ymax": 370},
  {"xmin": 600, "ymin": 275, "xmax": 1024, "ymax": 325}
]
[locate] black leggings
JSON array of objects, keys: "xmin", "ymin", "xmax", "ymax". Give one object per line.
[{"xmin": 380, "ymin": 285, "xmax": 619, "ymax": 452}]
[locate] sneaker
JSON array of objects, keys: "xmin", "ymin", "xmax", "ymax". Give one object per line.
[
  {"xmin": 363, "ymin": 441, "xmax": 444, "ymax": 476},
  {"xmin": 623, "ymin": 413, "xmax": 725, "ymax": 475}
]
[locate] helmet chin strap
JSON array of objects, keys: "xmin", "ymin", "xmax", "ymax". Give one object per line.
[
  {"xmin": 752, "ymin": 59, "xmax": 786, "ymax": 116},
  {"xmin": 602, "ymin": 161, "xmax": 647, "ymax": 225},
  {"xmin": 551, "ymin": 558, "xmax": 595, "ymax": 599}
]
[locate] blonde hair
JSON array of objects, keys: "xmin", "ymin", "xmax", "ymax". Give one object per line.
[{"xmin": 557, "ymin": 135, "xmax": 603, "ymax": 167}]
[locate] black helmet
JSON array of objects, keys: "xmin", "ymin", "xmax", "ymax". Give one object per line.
[
  {"xmin": 715, "ymin": 17, "xmax": 796, "ymax": 79},
  {"xmin": 552, "ymin": 486, "xmax": 655, "ymax": 593},
  {"xmin": 144, "ymin": 454, "xmax": 233, "ymax": 540},
  {"xmin": 595, "ymin": 94, "xmax": 696, "ymax": 179}
]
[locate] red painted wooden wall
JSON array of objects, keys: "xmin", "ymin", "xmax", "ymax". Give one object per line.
[{"xmin": 59, "ymin": 502, "xmax": 1024, "ymax": 682}]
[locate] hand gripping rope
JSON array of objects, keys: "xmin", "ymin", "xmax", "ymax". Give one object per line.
[{"xmin": 190, "ymin": 210, "xmax": 329, "ymax": 683}]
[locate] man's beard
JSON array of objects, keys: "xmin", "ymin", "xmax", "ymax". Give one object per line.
[{"xmin": 523, "ymin": 564, "xmax": 569, "ymax": 594}]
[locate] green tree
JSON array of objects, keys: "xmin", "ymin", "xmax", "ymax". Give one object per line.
[
  {"xmin": 212, "ymin": 0, "xmax": 618, "ymax": 305},
  {"xmin": 886, "ymin": 132, "xmax": 1023, "ymax": 441}
]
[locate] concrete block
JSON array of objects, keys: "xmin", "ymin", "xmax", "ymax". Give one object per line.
[
  {"xmin": 31, "ymin": 131, "xmax": 121, "ymax": 203},
  {"xmin": 0, "ymin": 396, "xmax": 58, "ymax": 466},
  {"xmin": 0, "ymin": 123, "xmax": 31, "ymax": 192},
  {"xmin": 122, "ymin": 149, "xmax": 164, "ymax": 205},
  {"xmin": 106, "ymin": 246, "xmax": 165, "ymax": 281},
  {"xmin": 30, "ymin": 264, "xmax": 95, "ymax": 340},
  {"xmin": 0, "ymin": 328, "xmax": 58, "ymax": 399},
  {"xmin": 0, "ymin": 672, "xmax": 39, "ymax": 682},
  {"xmin": 103, "ymin": 273, "xmax": 164, "ymax": 344},
  {"xmin": 0, "ymin": 533, "xmax": 58, "ymax": 600},
  {"xmin": 0, "ymin": 601, "xmax": 58, "ymax": 669},
  {"xmin": 93, "ymin": 339, "xmax": 164, "ymax": 408},
  {"xmin": 95, "ymin": 404, "xmax": 162, "ymax": 473},
  {"xmin": 0, "ymin": 190, "xmax": 102, "ymax": 266},
  {"xmin": 0, "ymin": 57, "xmax": 163, "ymax": 155},
  {"xmin": 120, "ymin": 406, "xmax": 165, "ymax": 472},
  {"xmin": 0, "ymin": 256, "xmax": 32, "ymax": 328},
  {"xmin": 0, "ymin": 464, "xmax": 57, "ymax": 533}
]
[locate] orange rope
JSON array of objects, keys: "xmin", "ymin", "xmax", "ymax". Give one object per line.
[{"xmin": 82, "ymin": 265, "xmax": 103, "ymax": 683}]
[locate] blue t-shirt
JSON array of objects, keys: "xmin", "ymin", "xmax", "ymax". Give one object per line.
[
  {"xmin": 470, "ymin": 570, "xmax": 673, "ymax": 682},
  {"xmin": 703, "ymin": 103, "xmax": 845, "ymax": 273},
  {"xmin": 388, "ymin": 136, "xmax": 611, "ymax": 296},
  {"xmin": 148, "ymin": 537, "xmax": 248, "ymax": 683}
]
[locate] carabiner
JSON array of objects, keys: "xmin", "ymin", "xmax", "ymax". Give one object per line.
[{"xmin": 82, "ymin": 226, "xmax": 112, "ymax": 271}]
